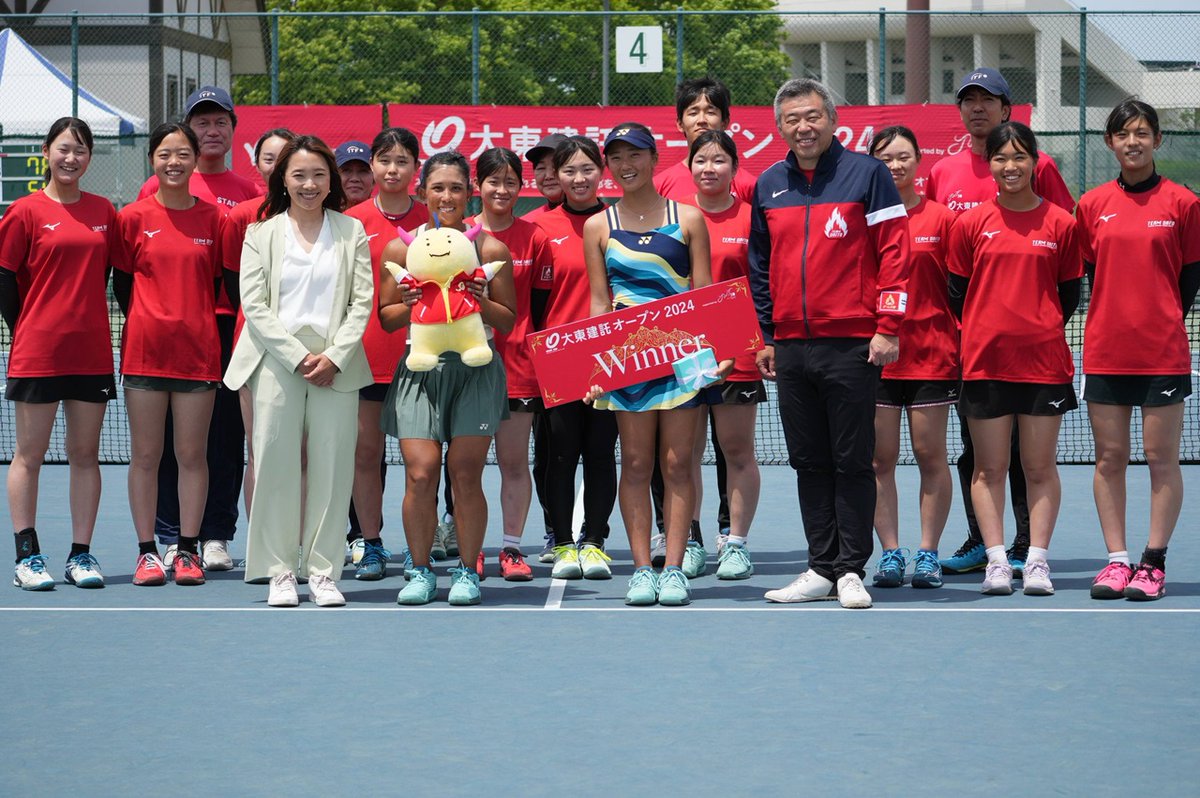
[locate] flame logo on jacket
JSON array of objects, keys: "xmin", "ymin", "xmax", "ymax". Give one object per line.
[{"xmin": 824, "ymin": 207, "xmax": 848, "ymax": 239}]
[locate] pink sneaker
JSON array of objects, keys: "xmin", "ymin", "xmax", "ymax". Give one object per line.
[
  {"xmin": 1090, "ymin": 562, "xmax": 1133, "ymax": 599},
  {"xmin": 1123, "ymin": 564, "xmax": 1165, "ymax": 601}
]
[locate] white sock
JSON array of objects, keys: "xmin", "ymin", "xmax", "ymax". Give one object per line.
[
  {"xmin": 1026, "ymin": 546, "xmax": 1049, "ymax": 565},
  {"xmin": 727, "ymin": 535, "xmax": 747, "ymax": 548},
  {"xmin": 1108, "ymin": 550, "xmax": 1130, "ymax": 566},
  {"xmin": 502, "ymin": 535, "xmax": 522, "ymax": 552},
  {"xmin": 985, "ymin": 545, "xmax": 1007, "ymax": 565}
]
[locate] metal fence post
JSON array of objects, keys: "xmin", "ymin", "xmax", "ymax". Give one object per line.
[
  {"xmin": 472, "ymin": 8, "xmax": 481, "ymax": 105},
  {"xmin": 70, "ymin": 10, "xmax": 79, "ymax": 117},
  {"xmin": 602, "ymin": 1, "xmax": 610, "ymax": 107},
  {"xmin": 1078, "ymin": 8, "xmax": 1087, "ymax": 197},
  {"xmin": 878, "ymin": 9, "xmax": 887, "ymax": 105},
  {"xmin": 270, "ymin": 10, "xmax": 280, "ymax": 105},
  {"xmin": 676, "ymin": 7, "xmax": 685, "ymax": 85}
]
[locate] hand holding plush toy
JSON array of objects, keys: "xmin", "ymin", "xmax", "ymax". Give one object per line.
[{"xmin": 383, "ymin": 221, "xmax": 506, "ymax": 371}]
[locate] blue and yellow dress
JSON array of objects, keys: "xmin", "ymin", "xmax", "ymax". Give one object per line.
[{"xmin": 594, "ymin": 200, "xmax": 699, "ymax": 412}]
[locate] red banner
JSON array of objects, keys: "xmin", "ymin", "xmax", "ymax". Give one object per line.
[
  {"xmin": 527, "ymin": 278, "xmax": 762, "ymax": 407},
  {"xmin": 233, "ymin": 102, "xmax": 1031, "ymax": 197}
]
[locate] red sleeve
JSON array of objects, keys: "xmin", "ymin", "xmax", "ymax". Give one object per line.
[
  {"xmin": 1181, "ymin": 192, "xmax": 1200, "ymax": 265},
  {"xmin": 733, "ymin": 169, "xmax": 758, "ymax": 204},
  {"xmin": 137, "ymin": 176, "xmax": 158, "ymax": 201},
  {"xmin": 870, "ymin": 214, "xmax": 909, "ymax": 336},
  {"xmin": 1035, "ymin": 157, "xmax": 1075, "ymax": 214},
  {"xmin": 112, "ymin": 209, "xmax": 136, "ymax": 274},
  {"xmin": 1075, "ymin": 198, "xmax": 1095, "ymax": 265},
  {"xmin": 530, "ymin": 227, "xmax": 554, "ymax": 290},
  {"xmin": 924, "ymin": 164, "xmax": 940, "ymax": 203},
  {"xmin": 947, "ymin": 214, "xmax": 974, "ymax": 278},
  {"xmin": 219, "ymin": 212, "xmax": 248, "ymax": 272},
  {"xmin": 0, "ymin": 202, "xmax": 30, "ymax": 272},
  {"xmin": 1057, "ymin": 216, "xmax": 1083, "ymax": 282}
]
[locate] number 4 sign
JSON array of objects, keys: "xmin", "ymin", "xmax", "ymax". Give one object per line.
[{"xmin": 615, "ymin": 26, "xmax": 663, "ymax": 73}]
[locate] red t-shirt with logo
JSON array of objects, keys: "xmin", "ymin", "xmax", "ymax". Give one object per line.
[
  {"xmin": 926, "ymin": 149, "xmax": 1075, "ymax": 216},
  {"xmin": 139, "ymin": 170, "xmax": 261, "ymax": 315},
  {"xmin": 468, "ymin": 217, "xmax": 553, "ymax": 397},
  {"xmin": 114, "ymin": 197, "xmax": 223, "ymax": 380},
  {"xmin": 0, "ymin": 190, "xmax": 119, "ymax": 377},
  {"xmin": 522, "ymin": 202, "xmax": 554, "ymax": 222},
  {"xmin": 534, "ymin": 206, "xmax": 601, "ymax": 330},
  {"xmin": 700, "ymin": 198, "xmax": 760, "ymax": 381},
  {"xmin": 1077, "ymin": 177, "xmax": 1200, "ymax": 375},
  {"xmin": 948, "ymin": 199, "xmax": 1082, "ymax": 383},
  {"xmin": 346, "ymin": 199, "xmax": 430, "ymax": 383},
  {"xmin": 884, "ymin": 199, "xmax": 960, "ymax": 381},
  {"xmin": 654, "ymin": 160, "xmax": 757, "ymax": 205}
]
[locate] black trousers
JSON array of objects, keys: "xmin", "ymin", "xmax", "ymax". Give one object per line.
[
  {"xmin": 775, "ymin": 338, "xmax": 879, "ymax": 580},
  {"xmin": 955, "ymin": 410, "xmax": 1032, "ymax": 546},
  {"xmin": 532, "ymin": 410, "xmax": 554, "ymax": 536},
  {"xmin": 155, "ymin": 314, "xmax": 243, "ymax": 542},
  {"xmin": 544, "ymin": 400, "xmax": 617, "ymax": 547}
]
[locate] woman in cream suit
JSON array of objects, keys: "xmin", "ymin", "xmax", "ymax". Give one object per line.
[{"xmin": 224, "ymin": 136, "xmax": 373, "ymax": 607}]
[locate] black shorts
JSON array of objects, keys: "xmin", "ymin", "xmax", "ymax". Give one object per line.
[
  {"xmin": 720, "ymin": 380, "xmax": 768, "ymax": 405},
  {"xmin": 1083, "ymin": 374, "xmax": 1191, "ymax": 407},
  {"xmin": 359, "ymin": 382, "xmax": 390, "ymax": 402},
  {"xmin": 877, "ymin": 378, "xmax": 959, "ymax": 409},
  {"xmin": 958, "ymin": 380, "xmax": 1078, "ymax": 419},
  {"xmin": 123, "ymin": 375, "xmax": 217, "ymax": 393},
  {"xmin": 508, "ymin": 396, "xmax": 546, "ymax": 413},
  {"xmin": 6, "ymin": 374, "xmax": 116, "ymax": 404}
]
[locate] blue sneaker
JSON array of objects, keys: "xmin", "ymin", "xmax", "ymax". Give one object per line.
[
  {"xmin": 64, "ymin": 552, "xmax": 105, "ymax": 588},
  {"xmin": 447, "ymin": 566, "xmax": 482, "ymax": 606},
  {"xmin": 682, "ymin": 541, "xmax": 707, "ymax": 578},
  {"xmin": 939, "ymin": 538, "xmax": 987, "ymax": 574},
  {"xmin": 872, "ymin": 548, "xmax": 908, "ymax": 588},
  {"xmin": 716, "ymin": 542, "xmax": 754, "ymax": 580},
  {"xmin": 1006, "ymin": 543, "xmax": 1028, "ymax": 579},
  {"xmin": 397, "ymin": 567, "xmax": 437, "ymax": 605},
  {"xmin": 657, "ymin": 567, "xmax": 691, "ymax": 606},
  {"xmin": 354, "ymin": 542, "xmax": 390, "ymax": 581},
  {"xmin": 401, "ymin": 549, "xmax": 414, "ymax": 580},
  {"xmin": 911, "ymin": 549, "xmax": 944, "ymax": 589},
  {"xmin": 624, "ymin": 566, "xmax": 659, "ymax": 606}
]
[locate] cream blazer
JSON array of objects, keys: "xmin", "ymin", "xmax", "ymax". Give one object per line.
[{"xmin": 224, "ymin": 209, "xmax": 374, "ymax": 392}]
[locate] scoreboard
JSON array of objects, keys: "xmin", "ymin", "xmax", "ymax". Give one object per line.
[{"xmin": 1, "ymin": 145, "xmax": 47, "ymax": 214}]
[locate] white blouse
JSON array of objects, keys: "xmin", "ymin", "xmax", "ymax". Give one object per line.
[{"xmin": 278, "ymin": 214, "xmax": 336, "ymax": 337}]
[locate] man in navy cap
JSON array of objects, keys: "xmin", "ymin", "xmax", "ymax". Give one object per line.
[{"xmin": 335, "ymin": 140, "xmax": 374, "ymax": 208}]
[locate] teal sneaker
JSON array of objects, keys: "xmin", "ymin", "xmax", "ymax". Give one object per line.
[
  {"xmin": 682, "ymin": 541, "xmax": 707, "ymax": 578},
  {"xmin": 354, "ymin": 542, "xmax": 390, "ymax": 581},
  {"xmin": 657, "ymin": 567, "xmax": 691, "ymax": 606},
  {"xmin": 872, "ymin": 548, "xmax": 908, "ymax": 588},
  {"xmin": 911, "ymin": 549, "xmax": 944, "ymax": 589},
  {"xmin": 447, "ymin": 566, "xmax": 482, "ymax": 606},
  {"xmin": 401, "ymin": 549, "xmax": 414, "ymax": 580},
  {"xmin": 1006, "ymin": 542, "xmax": 1028, "ymax": 580},
  {"xmin": 64, "ymin": 552, "xmax": 105, "ymax": 589},
  {"xmin": 624, "ymin": 566, "xmax": 659, "ymax": 606},
  {"xmin": 939, "ymin": 538, "xmax": 987, "ymax": 574},
  {"xmin": 397, "ymin": 567, "xmax": 437, "ymax": 605},
  {"xmin": 716, "ymin": 543, "xmax": 754, "ymax": 580}
]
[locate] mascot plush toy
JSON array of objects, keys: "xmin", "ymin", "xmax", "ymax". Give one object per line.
[{"xmin": 383, "ymin": 221, "xmax": 506, "ymax": 371}]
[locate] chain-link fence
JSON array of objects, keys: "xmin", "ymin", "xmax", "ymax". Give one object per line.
[{"xmin": 2, "ymin": 8, "xmax": 1200, "ymax": 464}]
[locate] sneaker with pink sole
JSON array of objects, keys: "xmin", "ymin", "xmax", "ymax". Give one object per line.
[
  {"xmin": 1123, "ymin": 564, "xmax": 1165, "ymax": 601},
  {"xmin": 1090, "ymin": 562, "xmax": 1133, "ymax": 599}
]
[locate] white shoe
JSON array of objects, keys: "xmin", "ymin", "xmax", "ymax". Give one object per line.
[
  {"xmin": 836, "ymin": 573, "xmax": 873, "ymax": 609},
  {"xmin": 201, "ymin": 540, "xmax": 233, "ymax": 571},
  {"xmin": 981, "ymin": 561, "xmax": 1014, "ymax": 595},
  {"xmin": 764, "ymin": 570, "xmax": 836, "ymax": 603},
  {"xmin": 267, "ymin": 571, "xmax": 299, "ymax": 607},
  {"xmin": 1022, "ymin": 560, "xmax": 1055, "ymax": 595},
  {"xmin": 438, "ymin": 515, "xmax": 458, "ymax": 558},
  {"xmin": 715, "ymin": 532, "xmax": 730, "ymax": 557},
  {"xmin": 538, "ymin": 533, "xmax": 556, "ymax": 564},
  {"xmin": 309, "ymin": 574, "xmax": 346, "ymax": 607},
  {"xmin": 346, "ymin": 538, "xmax": 366, "ymax": 566},
  {"xmin": 163, "ymin": 544, "xmax": 178, "ymax": 569},
  {"xmin": 650, "ymin": 533, "xmax": 667, "ymax": 568},
  {"xmin": 13, "ymin": 554, "xmax": 55, "ymax": 591}
]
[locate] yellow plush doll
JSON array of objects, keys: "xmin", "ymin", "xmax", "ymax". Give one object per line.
[{"xmin": 383, "ymin": 221, "xmax": 506, "ymax": 371}]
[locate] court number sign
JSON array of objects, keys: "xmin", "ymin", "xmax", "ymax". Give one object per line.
[{"xmin": 615, "ymin": 26, "xmax": 663, "ymax": 73}]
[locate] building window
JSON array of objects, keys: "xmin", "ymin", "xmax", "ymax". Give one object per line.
[
  {"xmin": 185, "ymin": 78, "xmax": 197, "ymax": 102},
  {"xmin": 167, "ymin": 75, "xmax": 180, "ymax": 120},
  {"xmin": 942, "ymin": 70, "xmax": 955, "ymax": 95},
  {"xmin": 891, "ymin": 71, "xmax": 905, "ymax": 97}
]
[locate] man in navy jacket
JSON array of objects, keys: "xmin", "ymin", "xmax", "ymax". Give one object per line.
[{"xmin": 750, "ymin": 78, "xmax": 909, "ymax": 609}]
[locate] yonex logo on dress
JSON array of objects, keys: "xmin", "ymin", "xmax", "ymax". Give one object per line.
[
  {"xmin": 479, "ymin": 423, "xmax": 490, "ymax": 430},
  {"xmin": 638, "ymin": 236, "xmax": 652, "ymax": 245}
]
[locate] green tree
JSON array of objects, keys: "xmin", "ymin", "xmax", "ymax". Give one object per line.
[{"xmin": 234, "ymin": 1, "xmax": 788, "ymax": 107}]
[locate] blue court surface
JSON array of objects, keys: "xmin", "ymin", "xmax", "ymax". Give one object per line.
[{"xmin": 2, "ymin": 463, "xmax": 1196, "ymax": 796}]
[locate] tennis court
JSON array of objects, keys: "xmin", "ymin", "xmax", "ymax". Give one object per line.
[{"xmin": 2, "ymin": 461, "xmax": 1195, "ymax": 795}]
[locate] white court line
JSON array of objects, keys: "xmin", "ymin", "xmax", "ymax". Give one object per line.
[
  {"xmin": 544, "ymin": 578, "xmax": 567, "ymax": 609},
  {"xmin": 1, "ymin": 606, "xmax": 1197, "ymax": 614}
]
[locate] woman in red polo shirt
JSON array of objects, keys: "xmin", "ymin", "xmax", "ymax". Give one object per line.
[
  {"xmin": 0, "ymin": 117, "xmax": 119, "ymax": 591},
  {"xmin": 1078, "ymin": 100, "xmax": 1200, "ymax": 602},
  {"xmin": 114, "ymin": 122, "xmax": 223, "ymax": 587},
  {"xmin": 948, "ymin": 122, "xmax": 1082, "ymax": 598}
]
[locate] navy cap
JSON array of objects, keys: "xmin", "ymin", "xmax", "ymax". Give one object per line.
[
  {"xmin": 335, "ymin": 140, "xmax": 371, "ymax": 168},
  {"xmin": 184, "ymin": 85, "xmax": 234, "ymax": 117},
  {"xmin": 956, "ymin": 68, "xmax": 1011, "ymax": 103},
  {"xmin": 602, "ymin": 125, "xmax": 657, "ymax": 153},
  {"xmin": 525, "ymin": 133, "xmax": 568, "ymax": 164}
]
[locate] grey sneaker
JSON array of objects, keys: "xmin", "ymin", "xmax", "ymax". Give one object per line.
[
  {"xmin": 1022, "ymin": 559, "xmax": 1055, "ymax": 596},
  {"xmin": 980, "ymin": 561, "xmax": 1014, "ymax": 595}
]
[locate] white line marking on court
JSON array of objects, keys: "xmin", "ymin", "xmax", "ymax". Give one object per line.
[
  {"xmin": 544, "ymin": 579, "xmax": 567, "ymax": 609},
  {"xmin": 1, "ymin": 606, "xmax": 1197, "ymax": 614}
]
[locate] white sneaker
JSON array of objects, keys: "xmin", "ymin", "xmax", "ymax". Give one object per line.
[
  {"xmin": 538, "ymin": 533, "xmax": 556, "ymax": 563},
  {"xmin": 163, "ymin": 544, "xmax": 178, "ymax": 569},
  {"xmin": 836, "ymin": 573, "xmax": 873, "ymax": 609},
  {"xmin": 1022, "ymin": 560, "xmax": 1055, "ymax": 595},
  {"xmin": 267, "ymin": 571, "xmax": 299, "ymax": 607},
  {"xmin": 715, "ymin": 532, "xmax": 731, "ymax": 557},
  {"xmin": 201, "ymin": 540, "xmax": 234, "ymax": 571},
  {"xmin": 981, "ymin": 561, "xmax": 1014, "ymax": 595},
  {"xmin": 439, "ymin": 515, "xmax": 458, "ymax": 558},
  {"xmin": 309, "ymin": 574, "xmax": 346, "ymax": 607},
  {"xmin": 13, "ymin": 554, "xmax": 55, "ymax": 591},
  {"xmin": 650, "ymin": 533, "xmax": 667, "ymax": 568},
  {"xmin": 579, "ymin": 544, "xmax": 612, "ymax": 580},
  {"xmin": 345, "ymin": 538, "xmax": 366, "ymax": 566},
  {"xmin": 764, "ymin": 570, "xmax": 836, "ymax": 603}
]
